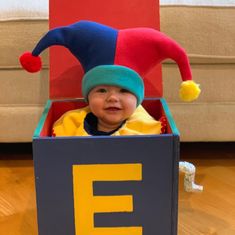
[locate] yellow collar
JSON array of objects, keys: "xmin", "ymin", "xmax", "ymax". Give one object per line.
[{"xmin": 53, "ymin": 105, "xmax": 162, "ymax": 136}]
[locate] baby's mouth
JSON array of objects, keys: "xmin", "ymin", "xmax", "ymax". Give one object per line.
[{"xmin": 105, "ymin": 107, "xmax": 122, "ymax": 111}]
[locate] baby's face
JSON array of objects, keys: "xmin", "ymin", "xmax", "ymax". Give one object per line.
[{"xmin": 88, "ymin": 85, "xmax": 137, "ymax": 132}]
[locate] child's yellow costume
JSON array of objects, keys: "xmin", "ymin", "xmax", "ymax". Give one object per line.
[{"xmin": 53, "ymin": 105, "xmax": 162, "ymax": 136}]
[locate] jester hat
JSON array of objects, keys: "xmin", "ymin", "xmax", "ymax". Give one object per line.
[{"xmin": 19, "ymin": 20, "xmax": 200, "ymax": 104}]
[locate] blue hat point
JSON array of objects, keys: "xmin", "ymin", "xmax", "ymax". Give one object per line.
[
  {"xmin": 32, "ymin": 20, "xmax": 118, "ymax": 72},
  {"xmin": 19, "ymin": 20, "xmax": 144, "ymax": 104}
]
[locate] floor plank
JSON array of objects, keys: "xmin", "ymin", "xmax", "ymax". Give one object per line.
[
  {"xmin": 0, "ymin": 144, "xmax": 37, "ymax": 235},
  {"xmin": 179, "ymin": 142, "xmax": 235, "ymax": 235},
  {"xmin": 0, "ymin": 142, "xmax": 234, "ymax": 235}
]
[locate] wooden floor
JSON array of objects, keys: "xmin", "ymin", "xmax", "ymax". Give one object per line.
[{"xmin": 0, "ymin": 142, "xmax": 234, "ymax": 235}]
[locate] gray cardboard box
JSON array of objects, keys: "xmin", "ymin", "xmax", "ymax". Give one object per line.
[
  {"xmin": 33, "ymin": 1, "xmax": 180, "ymax": 234},
  {"xmin": 33, "ymin": 98, "xmax": 179, "ymax": 235}
]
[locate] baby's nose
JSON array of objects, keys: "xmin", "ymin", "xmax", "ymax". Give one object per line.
[{"xmin": 107, "ymin": 92, "xmax": 119, "ymax": 101}]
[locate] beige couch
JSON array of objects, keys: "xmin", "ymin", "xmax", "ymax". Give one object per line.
[
  {"xmin": 0, "ymin": 20, "xmax": 49, "ymax": 142},
  {"xmin": 0, "ymin": 2, "xmax": 234, "ymax": 142},
  {"xmin": 160, "ymin": 2, "xmax": 235, "ymax": 141}
]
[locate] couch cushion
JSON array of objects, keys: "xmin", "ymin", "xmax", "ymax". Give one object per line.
[
  {"xmin": 168, "ymin": 102, "xmax": 235, "ymax": 142},
  {"xmin": 0, "ymin": 106, "xmax": 45, "ymax": 142},
  {"xmin": 163, "ymin": 63, "xmax": 235, "ymax": 103},
  {"xmin": 160, "ymin": 4, "xmax": 235, "ymax": 62},
  {"xmin": 0, "ymin": 20, "xmax": 49, "ymax": 69},
  {"xmin": 160, "ymin": 2, "xmax": 235, "ymax": 141},
  {"xmin": 0, "ymin": 69, "xmax": 49, "ymax": 105}
]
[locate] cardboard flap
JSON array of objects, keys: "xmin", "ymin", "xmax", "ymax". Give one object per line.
[{"xmin": 49, "ymin": 0, "xmax": 161, "ymax": 99}]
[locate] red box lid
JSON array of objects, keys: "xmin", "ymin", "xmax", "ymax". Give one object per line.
[{"xmin": 49, "ymin": 0, "xmax": 161, "ymax": 99}]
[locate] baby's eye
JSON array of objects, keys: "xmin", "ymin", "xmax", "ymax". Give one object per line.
[
  {"xmin": 96, "ymin": 88, "xmax": 107, "ymax": 93},
  {"xmin": 120, "ymin": 88, "xmax": 130, "ymax": 93}
]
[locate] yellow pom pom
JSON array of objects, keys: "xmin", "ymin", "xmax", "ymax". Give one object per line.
[{"xmin": 179, "ymin": 80, "xmax": 201, "ymax": 102}]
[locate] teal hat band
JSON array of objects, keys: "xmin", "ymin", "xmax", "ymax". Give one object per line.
[{"xmin": 82, "ymin": 65, "xmax": 144, "ymax": 106}]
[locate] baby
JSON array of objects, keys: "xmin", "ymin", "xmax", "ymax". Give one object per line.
[{"xmin": 52, "ymin": 65, "xmax": 163, "ymax": 136}]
